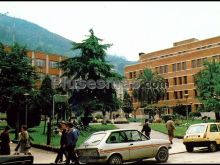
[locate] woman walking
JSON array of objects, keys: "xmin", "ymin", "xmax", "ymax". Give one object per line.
[
  {"xmin": 15, "ymin": 125, "xmax": 31, "ymax": 155},
  {"xmin": 0, "ymin": 126, "xmax": 11, "ymax": 155}
]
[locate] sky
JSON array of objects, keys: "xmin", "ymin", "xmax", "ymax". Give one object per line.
[{"xmin": 1, "ymin": 2, "xmax": 220, "ymax": 61}]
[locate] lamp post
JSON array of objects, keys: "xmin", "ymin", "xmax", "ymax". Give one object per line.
[
  {"xmin": 184, "ymin": 93, "xmax": 189, "ymax": 127},
  {"xmin": 24, "ymin": 93, "xmax": 30, "ymax": 126}
]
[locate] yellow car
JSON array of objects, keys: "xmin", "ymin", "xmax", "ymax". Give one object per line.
[{"xmin": 183, "ymin": 123, "xmax": 220, "ymax": 152}]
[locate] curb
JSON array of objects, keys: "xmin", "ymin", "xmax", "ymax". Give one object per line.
[{"xmin": 12, "ymin": 140, "xmax": 59, "ymax": 153}]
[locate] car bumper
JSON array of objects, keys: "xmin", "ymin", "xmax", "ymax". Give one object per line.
[
  {"xmin": 183, "ymin": 141, "xmax": 210, "ymax": 147},
  {"xmin": 79, "ymin": 156, "xmax": 107, "ymax": 164}
]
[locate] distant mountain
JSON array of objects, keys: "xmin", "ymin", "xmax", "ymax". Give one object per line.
[{"xmin": 0, "ymin": 14, "xmax": 137, "ymax": 75}]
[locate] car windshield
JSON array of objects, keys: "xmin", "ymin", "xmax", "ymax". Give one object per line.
[
  {"xmin": 187, "ymin": 125, "xmax": 206, "ymax": 134},
  {"xmin": 84, "ymin": 133, "xmax": 106, "ymax": 146}
]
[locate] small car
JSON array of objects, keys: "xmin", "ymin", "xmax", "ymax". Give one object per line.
[
  {"xmin": 0, "ymin": 155, "xmax": 34, "ymax": 164},
  {"xmin": 76, "ymin": 129, "xmax": 171, "ymax": 164},
  {"xmin": 183, "ymin": 123, "xmax": 220, "ymax": 152}
]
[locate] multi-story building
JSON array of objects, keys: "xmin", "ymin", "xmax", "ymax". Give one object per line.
[{"xmin": 125, "ymin": 36, "xmax": 220, "ymax": 118}]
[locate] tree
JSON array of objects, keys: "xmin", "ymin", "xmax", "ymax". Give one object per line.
[
  {"xmin": 195, "ymin": 60, "xmax": 220, "ymax": 112},
  {"xmin": 60, "ymin": 29, "xmax": 122, "ymax": 126},
  {"xmin": 122, "ymin": 91, "xmax": 134, "ymax": 118},
  {"xmin": 132, "ymin": 68, "xmax": 166, "ymax": 107},
  {"xmin": 39, "ymin": 75, "xmax": 55, "ymax": 145},
  {"xmin": 0, "ymin": 42, "xmax": 38, "ymax": 139}
]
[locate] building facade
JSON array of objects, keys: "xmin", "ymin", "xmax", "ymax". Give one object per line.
[{"xmin": 125, "ymin": 36, "xmax": 220, "ymax": 118}]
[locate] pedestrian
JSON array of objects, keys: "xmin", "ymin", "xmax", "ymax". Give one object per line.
[
  {"xmin": 54, "ymin": 122, "xmax": 68, "ymax": 164},
  {"xmin": 166, "ymin": 117, "xmax": 175, "ymax": 144},
  {"xmin": 141, "ymin": 119, "xmax": 151, "ymax": 138},
  {"xmin": 65, "ymin": 122, "xmax": 79, "ymax": 164},
  {"xmin": 0, "ymin": 126, "xmax": 11, "ymax": 155},
  {"xmin": 15, "ymin": 125, "xmax": 31, "ymax": 155}
]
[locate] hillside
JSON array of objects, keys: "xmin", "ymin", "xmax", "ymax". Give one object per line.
[{"xmin": 0, "ymin": 14, "xmax": 137, "ymax": 75}]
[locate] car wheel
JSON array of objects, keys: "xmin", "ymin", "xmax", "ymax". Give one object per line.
[
  {"xmin": 155, "ymin": 147, "xmax": 169, "ymax": 163},
  {"xmin": 108, "ymin": 154, "xmax": 123, "ymax": 164},
  {"xmin": 208, "ymin": 142, "xmax": 217, "ymax": 152},
  {"xmin": 186, "ymin": 145, "xmax": 194, "ymax": 152}
]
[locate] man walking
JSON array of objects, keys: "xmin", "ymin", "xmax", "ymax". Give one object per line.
[
  {"xmin": 141, "ymin": 119, "xmax": 151, "ymax": 138},
  {"xmin": 166, "ymin": 117, "xmax": 175, "ymax": 144},
  {"xmin": 65, "ymin": 122, "xmax": 79, "ymax": 164}
]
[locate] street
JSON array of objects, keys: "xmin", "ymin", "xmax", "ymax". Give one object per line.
[{"xmin": 7, "ymin": 122, "xmax": 220, "ymax": 164}]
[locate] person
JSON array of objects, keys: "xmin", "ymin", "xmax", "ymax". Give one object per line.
[
  {"xmin": 141, "ymin": 119, "xmax": 151, "ymax": 138},
  {"xmin": 166, "ymin": 117, "xmax": 175, "ymax": 144},
  {"xmin": 65, "ymin": 122, "xmax": 79, "ymax": 164},
  {"xmin": 15, "ymin": 125, "xmax": 31, "ymax": 155},
  {"xmin": 0, "ymin": 126, "xmax": 11, "ymax": 155},
  {"xmin": 54, "ymin": 122, "xmax": 68, "ymax": 164}
]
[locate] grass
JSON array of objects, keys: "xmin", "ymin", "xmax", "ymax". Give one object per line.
[{"xmin": 0, "ymin": 121, "xmax": 117, "ymax": 148}]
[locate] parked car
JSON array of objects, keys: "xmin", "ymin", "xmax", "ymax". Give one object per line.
[
  {"xmin": 76, "ymin": 129, "xmax": 171, "ymax": 164},
  {"xmin": 183, "ymin": 123, "xmax": 220, "ymax": 152},
  {"xmin": 0, "ymin": 155, "xmax": 34, "ymax": 164}
]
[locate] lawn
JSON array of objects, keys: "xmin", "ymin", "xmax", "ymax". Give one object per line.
[{"xmin": 0, "ymin": 121, "xmax": 117, "ymax": 148}]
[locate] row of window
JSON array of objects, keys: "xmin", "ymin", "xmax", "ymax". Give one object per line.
[
  {"xmin": 34, "ymin": 59, "xmax": 59, "ymax": 68},
  {"xmin": 144, "ymin": 42, "xmax": 220, "ymax": 62},
  {"xmin": 173, "ymin": 76, "xmax": 187, "ymax": 85}
]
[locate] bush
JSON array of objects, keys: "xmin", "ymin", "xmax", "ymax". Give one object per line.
[
  {"xmin": 174, "ymin": 119, "xmax": 182, "ymax": 126},
  {"xmin": 153, "ymin": 118, "xmax": 163, "ymax": 123},
  {"xmin": 189, "ymin": 112, "xmax": 201, "ymax": 118},
  {"xmin": 161, "ymin": 114, "xmax": 175, "ymax": 123},
  {"xmin": 95, "ymin": 114, "xmax": 103, "ymax": 119}
]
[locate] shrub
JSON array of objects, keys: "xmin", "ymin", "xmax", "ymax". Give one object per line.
[
  {"xmin": 153, "ymin": 118, "xmax": 163, "ymax": 123},
  {"xmin": 189, "ymin": 112, "xmax": 201, "ymax": 118},
  {"xmin": 95, "ymin": 114, "xmax": 103, "ymax": 119},
  {"xmin": 161, "ymin": 114, "xmax": 175, "ymax": 123},
  {"xmin": 174, "ymin": 119, "xmax": 182, "ymax": 126}
]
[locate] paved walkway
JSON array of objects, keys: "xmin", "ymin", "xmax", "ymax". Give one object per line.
[{"xmin": 114, "ymin": 122, "xmax": 187, "ymax": 154}]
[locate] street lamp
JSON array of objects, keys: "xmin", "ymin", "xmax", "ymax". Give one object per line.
[
  {"xmin": 184, "ymin": 93, "xmax": 189, "ymax": 127},
  {"xmin": 24, "ymin": 93, "xmax": 30, "ymax": 126}
]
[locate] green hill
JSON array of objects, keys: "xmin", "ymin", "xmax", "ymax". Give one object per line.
[{"xmin": 0, "ymin": 13, "xmax": 137, "ymax": 75}]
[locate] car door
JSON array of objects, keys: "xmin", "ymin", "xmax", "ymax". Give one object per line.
[
  {"xmin": 124, "ymin": 130, "xmax": 153, "ymax": 160},
  {"xmin": 105, "ymin": 131, "xmax": 130, "ymax": 161},
  {"xmin": 209, "ymin": 124, "xmax": 220, "ymax": 144},
  {"xmin": 216, "ymin": 124, "xmax": 220, "ymax": 144}
]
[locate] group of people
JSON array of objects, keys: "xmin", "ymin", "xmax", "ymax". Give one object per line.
[
  {"xmin": 0, "ymin": 125, "xmax": 32, "ymax": 155},
  {"xmin": 54, "ymin": 121, "xmax": 80, "ymax": 164},
  {"xmin": 141, "ymin": 117, "xmax": 176, "ymax": 144}
]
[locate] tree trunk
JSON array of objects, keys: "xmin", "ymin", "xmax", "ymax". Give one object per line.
[
  {"xmin": 102, "ymin": 110, "xmax": 107, "ymax": 125},
  {"xmin": 43, "ymin": 115, "xmax": 46, "ymax": 134},
  {"xmin": 15, "ymin": 110, "xmax": 20, "ymax": 140},
  {"xmin": 47, "ymin": 116, "xmax": 51, "ymax": 145}
]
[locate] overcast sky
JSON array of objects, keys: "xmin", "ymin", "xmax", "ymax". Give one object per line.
[{"xmin": 1, "ymin": 2, "xmax": 220, "ymax": 61}]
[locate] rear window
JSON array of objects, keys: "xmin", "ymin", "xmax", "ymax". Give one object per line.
[
  {"xmin": 187, "ymin": 125, "xmax": 206, "ymax": 134},
  {"xmin": 84, "ymin": 133, "xmax": 106, "ymax": 146}
]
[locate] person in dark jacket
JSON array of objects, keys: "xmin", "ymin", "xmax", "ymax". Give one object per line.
[
  {"xmin": 54, "ymin": 122, "xmax": 68, "ymax": 164},
  {"xmin": 141, "ymin": 119, "xmax": 151, "ymax": 138},
  {"xmin": 65, "ymin": 122, "xmax": 79, "ymax": 164},
  {"xmin": 0, "ymin": 126, "xmax": 11, "ymax": 155}
]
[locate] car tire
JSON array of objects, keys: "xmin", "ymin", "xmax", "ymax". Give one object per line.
[
  {"xmin": 108, "ymin": 154, "xmax": 123, "ymax": 164},
  {"xmin": 155, "ymin": 147, "xmax": 169, "ymax": 163},
  {"xmin": 186, "ymin": 145, "xmax": 194, "ymax": 152},
  {"xmin": 208, "ymin": 142, "xmax": 217, "ymax": 152}
]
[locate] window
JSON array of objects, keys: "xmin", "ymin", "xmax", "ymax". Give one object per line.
[
  {"xmin": 192, "ymin": 60, "xmax": 196, "ymax": 68},
  {"xmin": 129, "ymin": 72, "xmax": 132, "ymax": 79},
  {"xmin": 210, "ymin": 124, "xmax": 219, "ymax": 132},
  {"xmin": 177, "ymin": 63, "xmax": 181, "ymax": 71},
  {"xmin": 182, "ymin": 62, "xmax": 186, "ymax": 70},
  {"xmin": 165, "ymin": 79, "xmax": 169, "ymax": 88},
  {"xmin": 172, "ymin": 64, "xmax": 176, "ymax": 72},
  {"xmin": 159, "ymin": 66, "xmax": 164, "ymax": 74},
  {"xmin": 202, "ymin": 57, "xmax": 208, "ymax": 64},
  {"xmin": 155, "ymin": 67, "xmax": 159, "ymax": 73},
  {"xmin": 173, "ymin": 78, "xmax": 177, "ymax": 85},
  {"xmin": 166, "ymin": 92, "xmax": 169, "ymax": 100},
  {"xmin": 178, "ymin": 77, "xmax": 182, "ymax": 85},
  {"xmin": 197, "ymin": 59, "xmax": 202, "ymax": 67},
  {"xmin": 174, "ymin": 91, "xmax": 178, "ymax": 99},
  {"xmin": 85, "ymin": 133, "xmax": 106, "ymax": 146},
  {"xmin": 106, "ymin": 131, "xmax": 128, "ymax": 143},
  {"xmin": 164, "ymin": 65, "xmax": 168, "ymax": 73},
  {"xmin": 184, "ymin": 90, "xmax": 188, "ymax": 94},
  {"xmin": 194, "ymin": 89, "xmax": 198, "ymax": 97},
  {"xmin": 212, "ymin": 55, "xmax": 219, "ymax": 62},
  {"xmin": 35, "ymin": 59, "xmax": 46, "ymax": 67},
  {"xmin": 179, "ymin": 91, "xmax": 183, "ymax": 99},
  {"xmin": 124, "ymin": 130, "xmax": 142, "ymax": 141},
  {"xmin": 133, "ymin": 71, "xmax": 136, "ymax": 78},
  {"xmin": 49, "ymin": 61, "xmax": 58, "ymax": 68},
  {"xmin": 183, "ymin": 76, "xmax": 187, "ymax": 84}
]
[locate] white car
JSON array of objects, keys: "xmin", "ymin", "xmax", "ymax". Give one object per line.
[{"xmin": 76, "ymin": 129, "xmax": 171, "ymax": 164}]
